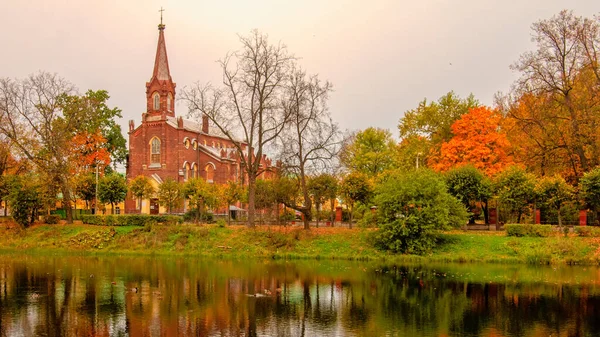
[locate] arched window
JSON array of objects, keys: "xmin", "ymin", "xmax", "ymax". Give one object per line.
[
  {"xmin": 167, "ymin": 93, "xmax": 173, "ymax": 111},
  {"xmin": 206, "ymin": 163, "xmax": 215, "ymax": 183},
  {"xmin": 153, "ymin": 92, "xmax": 160, "ymax": 110},
  {"xmin": 150, "ymin": 137, "xmax": 161, "ymax": 166},
  {"xmin": 184, "ymin": 162, "xmax": 191, "ymax": 181}
]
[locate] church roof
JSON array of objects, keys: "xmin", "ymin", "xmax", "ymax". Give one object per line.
[{"xmin": 151, "ymin": 23, "xmax": 172, "ymax": 82}]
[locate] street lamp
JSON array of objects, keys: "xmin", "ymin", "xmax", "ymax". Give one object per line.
[{"xmin": 416, "ymin": 152, "xmax": 422, "ymax": 169}]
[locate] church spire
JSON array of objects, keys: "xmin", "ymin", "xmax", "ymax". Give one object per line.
[
  {"xmin": 146, "ymin": 8, "xmax": 176, "ymax": 118},
  {"xmin": 152, "ymin": 7, "xmax": 171, "ymax": 82}
]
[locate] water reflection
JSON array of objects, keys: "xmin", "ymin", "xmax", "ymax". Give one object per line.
[{"xmin": 0, "ymin": 255, "xmax": 599, "ymax": 336}]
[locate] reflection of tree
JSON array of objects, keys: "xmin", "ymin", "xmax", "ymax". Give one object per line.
[{"xmin": 1, "ymin": 256, "xmax": 600, "ymax": 335}]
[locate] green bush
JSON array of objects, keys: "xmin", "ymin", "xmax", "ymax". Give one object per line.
[
  {"xmin": 183, "ymin": 209, "xmax": 214, "ymax": 223},
  {"xmin": 574, "ymin": 226, "xmax": 600, "ymax": 237},
  {"xmin": 81, "ymin": 214, "xmax": 183, "ymax": 226},
  {"xmin": 373, "ymin": 170, "xmax": 468, "ymax": 254},
  {"xmin": 505, "ymin": 224, "xmax": 553, "ymax": 237},
  {"xmin": 44, "ymin": 215, "xmax": 61, "ymax": 224}
]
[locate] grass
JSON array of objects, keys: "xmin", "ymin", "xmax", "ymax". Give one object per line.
[{"xmin": 1, "ymin": 221, "xmax": 600, "ymax": 265}]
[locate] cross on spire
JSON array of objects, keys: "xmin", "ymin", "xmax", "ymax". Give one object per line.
[{"xmin": 159, "ymin": 7, "xmax": 165, "ymax": 25}]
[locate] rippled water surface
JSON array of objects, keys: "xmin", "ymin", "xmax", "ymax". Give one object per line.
[{"xmin": 0, "ymin": 255, "xmax": 599, "ymax": 336}]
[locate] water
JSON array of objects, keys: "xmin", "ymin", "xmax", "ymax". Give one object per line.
[{"xmin": 0, "ymin": 255, "xmax": 599, "ymax": 336}]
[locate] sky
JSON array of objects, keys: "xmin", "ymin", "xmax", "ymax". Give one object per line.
[{"xmin": 4, "ymin": 0, "xmax": 600, "ymax": 142}]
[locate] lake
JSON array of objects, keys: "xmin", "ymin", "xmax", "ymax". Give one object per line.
[{"xmin": 0, "ymin": 255, "xmax": 599, "ymax": 336}]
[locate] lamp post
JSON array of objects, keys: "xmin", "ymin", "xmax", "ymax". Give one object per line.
[
  {"xmin": 95, "ymin": 165, "xmax": 99, "ymax": 215},
  {"xmin": 416, "ymin": 152, "xmax": 422, "ymax": 169}
]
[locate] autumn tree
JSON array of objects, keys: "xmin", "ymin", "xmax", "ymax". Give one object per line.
[
  {"xmin": 398, "ymin": 91, "xmax": 479, "ymax": 168},
  {"xmin": 183, "ymin": 178, "xmax": 219, "ymax": 222},
  {"xmin": 278, "ymin": 67, "xmax": 339, "ymax": 229},
  {"xmin": 128, "ymin": 175, "xmax": 155, "ymax": 212},
  {"xmin": 98, "ymin": 173, "xmax": 127, "ymax": 215},
  {"xmin": 157, "ymin": 178, "xmax": 182, "ymax": 214},
  {"xmin": 183, "ymin": 31, "xmax": 294, "ymax": 227},
  {"xmin": 432, "ymin": 106, "xmax": 513, "ymax": 176},
  {"xmin": 0, "ymin": 73, "xmax": 124, "ymax": 223},
  {"xmin": 503, "ymin": 10, "xmax": 600, "ymax": 180},
  {"xmin": 307, "ymin": 173, "xmax": 338, "ymax": 227},
  {"xmin": 340, "ymin": 127, "xmax": 397, "ymax": 177},
  {"xmin": 340, "ymin": 172, "xmax": 372, "ymax": 228},
  {"xmin": 444, "ymin": 165, "xmax": 492, "ymax": 224}
]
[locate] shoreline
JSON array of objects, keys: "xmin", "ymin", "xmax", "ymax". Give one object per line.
[{"xmin": 0, "ymin": 223, "xmax": 598, "ymax": 265}]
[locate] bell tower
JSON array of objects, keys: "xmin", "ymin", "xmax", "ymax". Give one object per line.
[{"xmin": 145, "ymin": 8, "xmax": 176, "ymax": 119}]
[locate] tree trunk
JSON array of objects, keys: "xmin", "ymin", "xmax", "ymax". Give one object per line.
[
  {"xmin": 482, "ymin": 201, "xmax": 489, "ymax": 225},
  {"xmin": 349, "ymin": 204, "xmax": 353, "ymax": 229},
  {"xmin": 62, "ymin": 185, "xmax": 74, "ymax": 224},
  {"xmin": 316, "ymin": 204, "xmax": 320, "ymax": 228},
  {"xmin": 330, "ymin": 198, "xmax": 335, "ymax": 227},
  {"xmin": 111, "ymin": 202, "xmax": 114, "ymax": 215},
  {"xmin": 558, "ymin": 205, "xmax": 563, "ymax": 228},
  {"xmin": 247, "ymin": 176, "xmax": 256, "ymax": 228}
]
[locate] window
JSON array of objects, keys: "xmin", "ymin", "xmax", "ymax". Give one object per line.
[
  {"xmin": 206, "ymin": 164, "xmax": 215, "ymax": 183},
  {"xmin": 167, "ymin": 93, "xmax": 173, "ymax": 111},
  {"xmin": 153, "ymin": 92, "xmax": 160, "ymax": 110},
  {"xmin": 150, "ymin": 137, "xmax": 161, "ymax": 165}
]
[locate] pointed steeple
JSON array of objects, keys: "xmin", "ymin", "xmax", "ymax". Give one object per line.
[{"xmin": 145, "ymin": 10, "xmax": 176, "ymax": 118}]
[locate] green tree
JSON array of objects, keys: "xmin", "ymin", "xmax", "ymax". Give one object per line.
[
  {"xmin": 74, "ymin": 173, "xmax": 96, "ymax": 210},
  {"xmin": 128, "ymin": 175, "xmax": 155, "ymax": 213},
  {"xmin": 0, "ymin": 73, "xmax": 125, "ymax": 223},
  {"xmin": 579, "ymin": 168, "xmax": 600, "ymax": 221},
  {"xmin": 98, "ymin": 173, "xmax": 127, "ymax": 215},
  {"xmin": 398, "ymin": 91, "xmax": 479, "ymax": 167},
  {"xmin": 535, "ymin": 175, "xmax": 573, "ymax": 227},
  {"xmin": 7, "ymin": 174, "xmax": 50, "ymax": 228},
  {"xmin": 254, "ymin": 179, "xmax": 277, "ymax": 224},
  {"xmin": 222, "ymin": 181, "xmax": 246, "ymax": 225},
  {"xmin": 308, "ymin": 173, "xmax": 338, "ymax": 227},
  {"xmin": 157, "ymin": 178, "xmax": 182, "ymax": 214},
  {"xmin": 183, "ymin": 178, "xmax": 219, "ymax": 223},
  {"xmin": 494, "ymin": 166, "xmax": 536, "ymax": 223},
  {"xmin": 340, "ymin": 172, "xmax": 372, "ymax": 228},
  {"xmin": 374, "ymin": 169, "xmax": 467, "ymax": 254},
  {"xmin": 445, "ymin": 165, "xmax": 492, "ymax": 224},
  {"xmin": 340, "ymin": 128, "xmax": 398, "ymax": 177}
]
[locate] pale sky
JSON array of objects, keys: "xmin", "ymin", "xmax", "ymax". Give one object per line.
[{"xmin": 4, "ymin": 0, "xmax": 600, "ymax": 142}]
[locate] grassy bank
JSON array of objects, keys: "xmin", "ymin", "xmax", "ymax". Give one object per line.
[{"xmin": 0, "ymin": 222, "xmax": 599, "ymax": 265}]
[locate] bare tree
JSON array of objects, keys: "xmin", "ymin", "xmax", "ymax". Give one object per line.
[
  {"xmin": 183, "ymin": 31, "xmax": 294, "ymax": 227},
  {"xmin": 0, "ymin": 73, "xmax": 77, "ymax": 222},
  {"xmin": 278, "ymin": 68, "xmax": 339, "ymax": 229}
]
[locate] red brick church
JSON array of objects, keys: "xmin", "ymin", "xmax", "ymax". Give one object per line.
[{"xmin": 125, "ymin": 21, "xmax": 275, "ymax": 214}]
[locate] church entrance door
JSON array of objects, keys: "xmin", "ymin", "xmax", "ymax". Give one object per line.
[{"xmin": 150, "ymin": 198, "xmax": 159, "ymax": 215}]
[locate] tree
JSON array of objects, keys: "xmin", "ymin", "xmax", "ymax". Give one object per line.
[
  {"xmin": 183, "ymin": 178, "xmax": 219, "ymax": 223},
  {"xmin": 0, "ymin": 73, "xmax": 124, "ymax": 223},
  {"xmin": 494, "ymin": 166, "xmax": 536, "ymax": 223},
  {"xmin": 157, "ymin": 178, "xmax": 182, "ymax": 214},
  {"xmin": 535, "ymin": 175, "xmax": 573, "ymax": 227},
  {"xmin": 445, "ymin": 165, "xmax": 492, "ymax": 224},
  {"xmin": 278, "ymin": 67, "xmax": 339, "ymax": 229},
  {"xmin": 74, "ymin": 173, "xmax": 96, "ymax": 210},
  {"xmin": 183, "ymin": 31, "xmax": 294, "ymax": 227},
  {"xmin": 340, "ymin": 172, "xmax": 372, "ymax": 228},
  {"xmin": 307, "ymin": 173, "xmax": 338, "ymax": 227},
  {"xmin": 222, "ymin": 181, "xmax": 246, "ymax": 225},
  {"xmin": 128, "ymin": 175, "xmax": 155, "ymax": 212},
  {"xmin": 374, "ymin": 169, "xmax": 468, "ymax": 254},
  {"xmin": 579, "ymin": 168, "xmax": 600, "ymax": 221},
  {"xmin": 398, "ymin": 91, "xmax": 479, "ymax": 167},
  {"xmin": 254, "ymin": 179, "xmax": 277, "ymax": 224},
  {"xmin": 340, "ymin": 128, "xmax": 397, "ymax": 177},
  {"xmin": 7, "ymin": 174, "xmax": 52, "ymax": 228},
  {"xmin": 505, "ymin": 10, "xmax": 600, "ymax": 180},
  {"xmin": 432, "ymin": 107, "xmax": 514, "ymax": 176},
  {"xmin": 98, "ymin": 173, "xmax": 127, "ymax": 215}
]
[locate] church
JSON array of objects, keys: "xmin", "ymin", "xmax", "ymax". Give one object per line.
[{"xmin": 124, "ymin": 20, "xmax": 275, "ymax": 214}]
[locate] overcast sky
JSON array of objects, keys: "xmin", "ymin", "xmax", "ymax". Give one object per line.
[{"xmin": 4, "ymin": 0, "xmax": 600, "ymax": 140}]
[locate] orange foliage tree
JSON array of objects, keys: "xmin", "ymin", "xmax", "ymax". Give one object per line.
[
  {"xmin": 69, "ymin": 130, "xmax": 111, "ymax": 173},
  {"xmin": 432, "ymin": 107, "xmax": 514, "ymax": 176}
]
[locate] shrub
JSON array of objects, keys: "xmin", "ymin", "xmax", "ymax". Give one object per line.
[
  {"xmin": 505, "ymin": 224, "xmax": 552, "ymax": 237},
  {"xmin": 81, "ymin": 214, "xmax": 183, "ymax": 226},
  {"xmin": 574, "ymin": 226, "xmax": 600, "ymax": 237},
  {"xmin": 183, "ymin": 209, "xmax": 214, "ymax": 223},
  {"xmin": 44, "ymin": 215, "xmax": 61, "ymax": 224},
  {"xmin": 373, "ymin": 170, "xmax": 468, "ymax": 254}
]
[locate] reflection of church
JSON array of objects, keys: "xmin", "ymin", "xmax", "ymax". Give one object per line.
[{"xmin": 125, "ymin": 21, "xmax": 274, "ymax": 214}]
